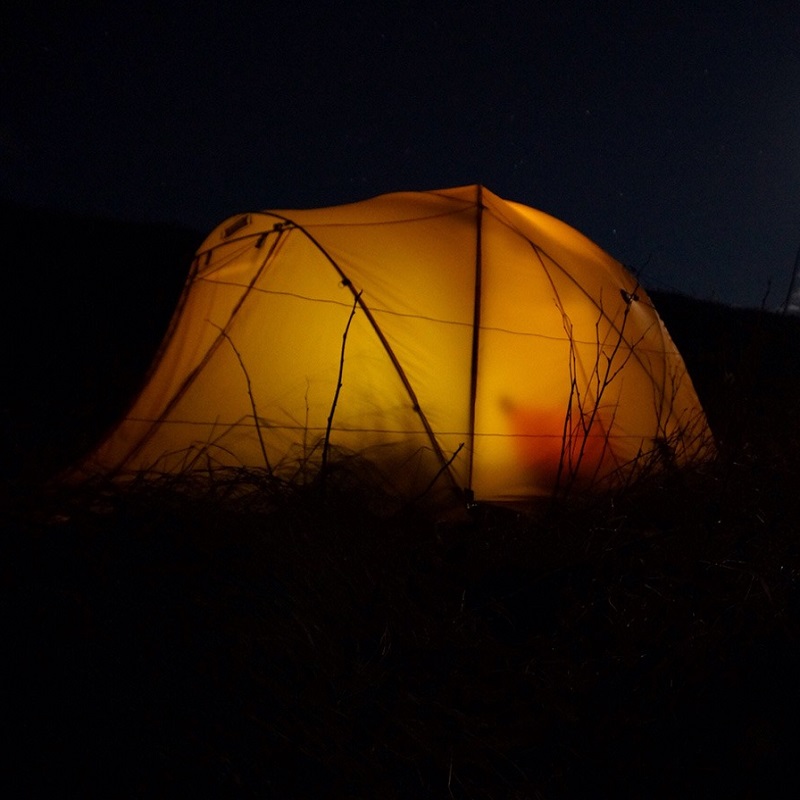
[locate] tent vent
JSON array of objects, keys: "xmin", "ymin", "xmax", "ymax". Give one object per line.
[{"xmin": 223, "ymin": 215, "xmax": 251, "ymax": 239}]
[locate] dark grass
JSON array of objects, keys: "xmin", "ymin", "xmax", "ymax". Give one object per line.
[{"xmin": 3, "ymin": 218, "xmax": 800, "ymax": 797}]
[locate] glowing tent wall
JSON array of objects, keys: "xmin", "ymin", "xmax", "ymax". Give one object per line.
[{"xmin": 79, "ymin": 186, "xmax": 714, "ymax": 504}]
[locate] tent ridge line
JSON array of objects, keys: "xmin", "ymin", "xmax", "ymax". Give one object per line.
[
  {"xmin": 121, "ymin": 414, "xmax": 674, "ymax": 441},
  {"xmin": 247, "ymin": 207, "xmax": 471, "ymax": 231},
  {"xmin": 195, "ymin": 279, "xmax": 681, "ymax": 353}
]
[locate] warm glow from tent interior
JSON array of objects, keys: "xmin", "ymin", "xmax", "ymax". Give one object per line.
[{"xmin": 77, "ymin": 185, "xmax": 715, "ymax": 505}]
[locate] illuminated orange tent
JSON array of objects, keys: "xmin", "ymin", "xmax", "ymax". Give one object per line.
[{"xmin": 78, "ymin": 185, "xmax": 714, "ymax": 504}]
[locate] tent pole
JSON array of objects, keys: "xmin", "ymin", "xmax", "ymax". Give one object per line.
[{"xmin": 466, "ymin": 185, "xmax": 484, "ymax": 495}]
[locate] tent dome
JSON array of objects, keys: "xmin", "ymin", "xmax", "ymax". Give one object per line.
[{"xmin": 79, "ymin": 185, "xmax": 714, "ymax": 505}]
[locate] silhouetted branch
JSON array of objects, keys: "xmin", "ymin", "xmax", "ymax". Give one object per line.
[
  {"xmin": 211, "ymin": 322, "xmax": 272, "ymax": 472},
  {"xmin": 320, "ymin": 291, "xmax": 362, "ymax": 491}
]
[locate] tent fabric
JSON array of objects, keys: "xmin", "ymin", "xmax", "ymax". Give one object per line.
[{"xmin": 79, "ymin": 185, "xmax": 714, "ymax": 504}]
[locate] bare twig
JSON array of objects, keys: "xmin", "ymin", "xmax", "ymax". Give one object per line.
[
  {"xmin": 554, "ymin": 285, "xmax": 644, "ymax": 495},
  {"xmin": 320, "ymin": 291, "xmax": 362, "ymax": 491},
  {"xmin": 210, "ymin": 322, "xmax": 272, "ymax": 472},
  {"xmin": 416, "ymin": 442, "xmax": 465, "ymax": 502}
]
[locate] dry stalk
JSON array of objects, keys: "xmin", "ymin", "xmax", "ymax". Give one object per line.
[
  {"xmin": 210, "ymin": 322, "xmax": 272, "ymax": 472},
  {"xmin": 320, "ymin": 291, "xmax": 362, "ymax": 493},
  {"xmin": 555, "ymin": 286, "xmax": 645, "ymax": 495}
]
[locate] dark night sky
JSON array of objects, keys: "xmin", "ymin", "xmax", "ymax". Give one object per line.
[{"xmin": 3, "ymin": 1, "xmax": 800, "ymax": 309}]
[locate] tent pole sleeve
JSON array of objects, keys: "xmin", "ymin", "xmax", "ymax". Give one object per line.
[{"xmin": 466, "ymin": 186, "xmax": 484, "ymax": 493}]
